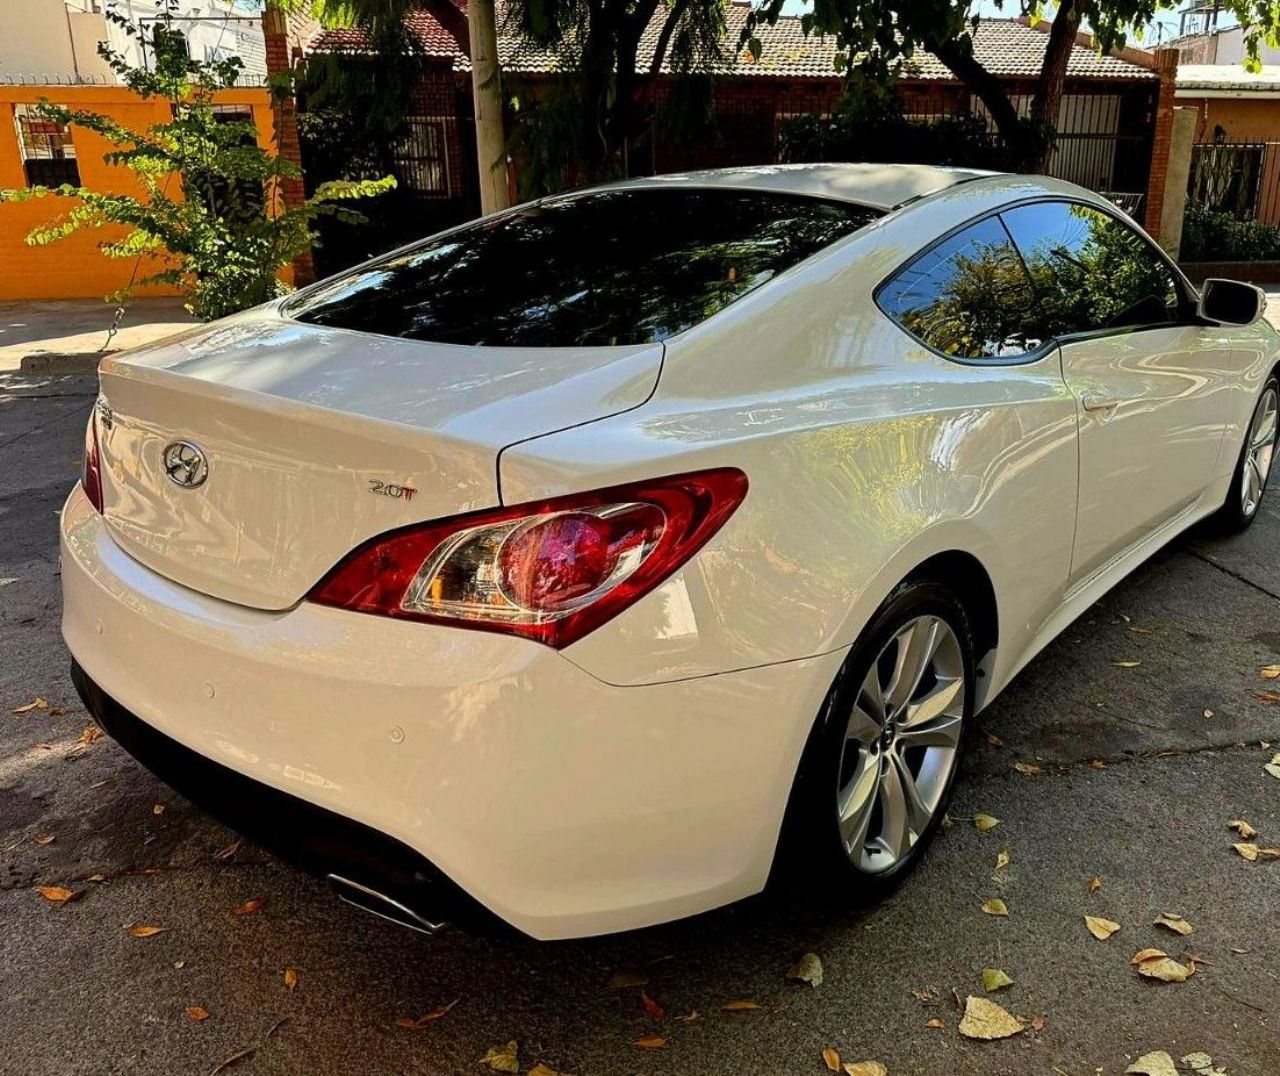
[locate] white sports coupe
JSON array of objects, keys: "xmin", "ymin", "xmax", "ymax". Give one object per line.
[{"xmin": 62, "ymin": 164, "xmax": 1278, "ymax": 940}]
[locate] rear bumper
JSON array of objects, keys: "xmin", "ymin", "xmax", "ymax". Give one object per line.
[
  {"xmin": 60, "ymin": 485, "xmax": 842, "ymax": 939},
  {"xmin": 71, "ymin": 662, "xmax": 486, "ymax": 934}
]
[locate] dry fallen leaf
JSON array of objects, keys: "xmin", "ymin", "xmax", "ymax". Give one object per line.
[
  {"xmin": 1112, "ymin": 660, "xmax": 1141, "ymax": 668},
  {"xmin": 1202, "ymin": 708, "xmax": 1215, "ymax": 719},
  {"xmin": 1088, "ymin": 875, "xmax": 1102, "ymax": 893},
  {"xmin": 1030, "ymin": 1015, "xmax": 1047, "ymax": 1032},
  {"xmin": 1259, "ymin": 847, "xmax": 1280, "ymax": 859},
  {"xmin": 958, "ymin": 995, "xmax": 1024, "ymax": 1040},
  {"xmin": 152, "ymin": 803, "xmax": 166, "ymax": 816},
  {"xmin": 283, "ymin": 968, "xmax": 298, "ymax": 992},
  {"xmin": 35, "ymin": 886, "xmax": 76, "ymax": 904},
  {"xmin": 76, "ymin": 725, "xmax": 102, "ymax": 747},
  {"xmin": 822, "ymin": 1048, "xmax": 841, "ymax": 1072},
  {"xmin": 87, "ymin": 874, "xmax": 105, "ymax": 883},
  {"xmin": 33, "ymin": 834, "xmax": 55, "ymax": 846},
  {"xmin": 232, "ymin": 899, "xmax": 264, "ymax": 916},
  {"xmin": 1154, "ymin": 913, "xmax": 1193, "ymax": 936},
  {"xmin": 1228, "ymin": 819, "xmax": 1257, "ymax": 839},
  {"xmin": 213, "ymin": 839, "xmax": 242, "ymax": 862},
  {"xmin": 1130, "ymin": 947, "xmax": 1168, "ymax": 964},
  {"xmin": 634, "ymin": 1034, "xmax": 666, "ymax": 1049},
  {"xmin": 527, "ymin": 1066, "xmax": 561, "ymax": 1076},
  {"xmin": 480, "ymin": 1041, "xmax": 519, "ymax": 1072},
  {"xmin": 641, "ymin": 992, "xmax": 665, "ymax": 1021},
  {"xmin": 1265, "ymin": 759, "xmax": 1280, "ymax": 781},
  {"xmin": 186, "ymin": 1006, "xmax": 210, "ymax": 1022},
  {"xmin": 1262, "ymin": 665, "xmax": 1280, "ymax": 680},
  {"xmin": 787, "ymin": 951, "xmax": 824, "ymax": 987},
  {"xmin": 981, "ymin": 968, "xmax": 1013, "ymax": 992},
  {"xmin": 973, "ymin": 813, "xmax": 1000, "ymax": 832},
  {"xmin": 843, "ymin": 1063, "xmax": 887, "ymax": 1076},
  {"xmin": 1257, "ymin": 691, "xmax": 1280, "ymax": 704},
  {"xmin": 981, "ymin": 898, "xmax": 1009, "ymax": 917},
  {"xmin": 1234, "ymin": 842, "xmax": 1260, "ymax": 862},
  {"xmin": 1181, "ymin": 1051, "xmax": 1227, "ymax": 1076},
  {"xmin": 986, "ymin": 732, "xmax": 1004, "ymax": 748},
  {"xmin": 12, "ymin": 697, "xmax": 48, "ymax": 714},
  {"xmin": 675, "ymin": 1011, "xmax": 700, "ymax": 1024},
  {"xmin": 1089, "ymin": 758, "xmax": 1106, "ymax": 769},
  {"xmin": 1131, "ymin": 949, "xmax": 1192, "ymax": 983},
  {"xmin": 722, "ymin": 1000, "xmax": 761, "ymax": 1012},
  {"xmin": 1126, "ymin": 1052, "xmax": 1179, "ymax": 1076},
  {"xmin": 924, "ymin": 1018, "xmax": 945, "ymax": 1029},
  {"xmin": 395, "ymin": 999, "xmax": 457, "ymax": 1029},
  {"xmin": 1013, "ymin": 761, "xmax": 1042, "ymax": 775},
  {"xmin": 128, "ymin": 925, "xmax": 168, "ymax": 938},
  {"xmin": 1085, "ymin": 916, "xmax": 1121, "ymax": 940},
  {"xmin": 995, "ymin": 851, "xmax": 1010, "ymax": 870}
]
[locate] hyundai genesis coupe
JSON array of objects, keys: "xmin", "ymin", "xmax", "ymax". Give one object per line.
[{"xmin": 62, "ymin": 164, "xmax": 1279, "ymax": 939}]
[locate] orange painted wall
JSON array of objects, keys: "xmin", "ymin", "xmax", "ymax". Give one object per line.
[{"xmin": 0, "ymin": 85, "xmax": 274, "ymax": 301}]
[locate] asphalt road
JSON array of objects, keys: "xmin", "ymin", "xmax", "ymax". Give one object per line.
[{"xmin": 2, "ymin": 368, "xmax": 1278, "ymax": 1076}]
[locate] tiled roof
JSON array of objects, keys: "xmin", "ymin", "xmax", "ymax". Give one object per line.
[
  {"xmin": 312, "ymin": 10, "xmax": 465, "ymax": 58},
  {"xmin": 314, "ymin": 7, "xmax": 1157, "ymax": 83},
  {"xmin": 1176, "ymin": 63, "xmax": 1280, "ymax": 91}
]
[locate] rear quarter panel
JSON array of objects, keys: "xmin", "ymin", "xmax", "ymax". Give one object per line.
[{"xmin": 500, "ymin": 180, "xmax": 1082, "ymax": 694}]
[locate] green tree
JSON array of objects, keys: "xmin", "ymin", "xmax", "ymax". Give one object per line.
[
  {"xmin": 0, "ymin": 7, "xmax": 392, "ymax": 320},
  {"xmin": 511, "ymin": 0, "xmax": 728, "ymax": 181},
  {"xmin": 746, "ymin": 0, "xmax": 1280, "ymax": 172}
]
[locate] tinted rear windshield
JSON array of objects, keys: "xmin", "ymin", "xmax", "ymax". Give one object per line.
[{"xmin": 288, "ymin": 188, "xmax": 881, "ymax": 347}]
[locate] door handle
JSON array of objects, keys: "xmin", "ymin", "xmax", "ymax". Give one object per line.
[{"xmin": 1081, "ymin": 391, "xmax": 1119, "ymax": 413}]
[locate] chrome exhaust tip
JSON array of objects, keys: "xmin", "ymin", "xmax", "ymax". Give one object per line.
[{"xmin": 326, "ymin": 874, "xmax": 449, "ymax": 935}]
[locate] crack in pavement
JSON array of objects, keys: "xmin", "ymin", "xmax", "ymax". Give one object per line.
[{"xmin": 1183, "ymin": 546, "xmax": 1280, "ymax": 604}]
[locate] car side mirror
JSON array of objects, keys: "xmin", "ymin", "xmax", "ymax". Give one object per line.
[{"xmin": 1198, "ymin": 278, "xmax": 1266, "ymax": 326}]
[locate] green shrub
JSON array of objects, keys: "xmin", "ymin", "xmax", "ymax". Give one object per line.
[{"xmin": 1181, "ymin": 204, "xmax": 1280, "ymax": 262}]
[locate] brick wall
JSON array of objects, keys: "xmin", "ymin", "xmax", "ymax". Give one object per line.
[
  {"xmin": 1143, "ymin": 48, "xmax": 1179, "ymax": 235},
  {"xmin": 263, "ymin": 6, "xmax": 315, "ymax": 284}
]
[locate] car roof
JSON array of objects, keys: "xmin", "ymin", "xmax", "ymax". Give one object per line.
[{"xmin": 606, "ymin": 163, "xmax": 1000, "ymax": 211}]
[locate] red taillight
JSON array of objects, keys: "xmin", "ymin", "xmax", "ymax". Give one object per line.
[
  {"xmin": 82, "ymin": 409, "xmax": 104, "ymax": 513},
  {"xmin": 308, "ymin": 469, "xmax": 748, "ymax": 648}
]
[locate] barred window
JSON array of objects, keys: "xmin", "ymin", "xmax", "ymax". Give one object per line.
[
  {"xmin": 14, "ymin": 105, "xmax": 79, "ymax": 188},
  {"xmin": 394, "ymin": 118, "xmax": 449, "ymax": 196}
]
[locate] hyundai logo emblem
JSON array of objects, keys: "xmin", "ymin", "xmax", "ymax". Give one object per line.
[{"xmin": 162, "ymin": 441, "xmax": 209, "ymax": 489}]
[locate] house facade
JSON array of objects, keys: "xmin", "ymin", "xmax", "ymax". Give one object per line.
[
  {"xmin": 307, "ymin": 9, "xmax": 1179, "ymax": 240},
  {"xmin": 1175, "ymin": 64, "xmax": 1280, "ymax": 230}
]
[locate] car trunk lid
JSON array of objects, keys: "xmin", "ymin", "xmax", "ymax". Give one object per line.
[{"xmin": 94, "ymin": 308, "xmax": 662, "ymax": 610}]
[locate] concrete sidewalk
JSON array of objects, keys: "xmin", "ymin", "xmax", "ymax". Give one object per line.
[{"xmin": 0, "ymin": 298, "xmax": 197, "ymax": 374}]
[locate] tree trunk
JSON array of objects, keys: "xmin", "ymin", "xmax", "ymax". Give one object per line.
[
  {"xmin": 1030, "ymin": 0, "xmax": 1081, "ymax": 172},
  {"xmin": 930, "ymin": 36, "xmax": 1039, "ymax": 171},
  {"xmin": 467, "ymin": 0, "xmax": 509, "ymax": 213}
]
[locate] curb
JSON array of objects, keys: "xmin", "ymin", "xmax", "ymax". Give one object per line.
[{"xmin": 17, "ymin": 351, "xmax": 114, "ymax": 374}]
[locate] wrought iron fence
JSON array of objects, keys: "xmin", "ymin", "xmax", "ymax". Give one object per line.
[
  {"xmin": 1188, "ymin": 139, "xmax": 1280, "ymax": 225},
  {"xmin": 1182, "ymin": 137, "xmax": 1280, "ymax": 262}
]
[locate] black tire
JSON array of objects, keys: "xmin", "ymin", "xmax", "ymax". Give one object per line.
[
  {"xmin": 1213, "ymin": 375, "xmax": 1279, "ymax": 534},
  {"xmin": 773, "ymin": 579, "xmax": 975, "ymax": 904}
]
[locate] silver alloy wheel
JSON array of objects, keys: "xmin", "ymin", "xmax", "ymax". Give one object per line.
[
  {"xmin": 1242, "ymin": 386, "xmax": 1278, "ymax": 518},
  {"xmin": 835, "ymin": 614, "xmax": 965, "ymax": 874}
]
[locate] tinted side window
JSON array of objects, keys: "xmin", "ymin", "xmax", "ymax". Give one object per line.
[
  {"xmin": 879, "ymin": 216, "xmax": 1039, "ymax": 360},
  {"xmin": 1000, "ymin": 201, "xmax": 1181, "ymax": 341}
]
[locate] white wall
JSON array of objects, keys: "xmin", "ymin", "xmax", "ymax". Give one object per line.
[
  {"xmin": 0, "ymin": 0, "xmax": 115, "ymax": 82},
  {"xmin": 0, "ymin": 0, "xmax": 265, "ymax": 85}
]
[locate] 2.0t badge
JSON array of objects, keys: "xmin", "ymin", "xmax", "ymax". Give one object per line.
[{"xmin": 162, "ymin": 441, "xmax": 209, "ymax": 489}]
